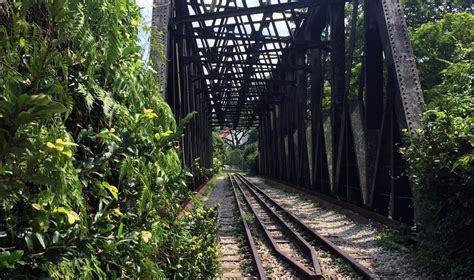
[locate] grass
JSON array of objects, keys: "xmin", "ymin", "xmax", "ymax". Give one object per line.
[
  {"xmin": 376, "ymin": 228, "xmax": 410, "ymax": 252},
  {"xmin": 243, "ymin": 210, "xmax": 255, "ymax": 224},
  {"xmin": 332, "ymin": 256, "xmax": 358, "ymax": 278},
  {"xmin": 187, "ymin": 172, "xmax": 225, "ymax": 215},
  {"xmin": 197, "ymin": 171, "xmax": 224, "ymax": 202}
]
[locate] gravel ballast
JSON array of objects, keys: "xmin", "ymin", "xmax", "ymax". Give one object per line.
[{"xmin": 247, "ymin": 176, "xmax": 427, "ymax": 279}]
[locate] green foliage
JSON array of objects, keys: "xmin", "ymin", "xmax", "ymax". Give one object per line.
[
  {"xmin": 411, "ymin": 12, "xmax": 473, "ymax": 101},
  {"xmin": 160, "ymin": 207, "xmax": 220, "ymax": 279},
  {"xmin": 243, "ymin": 211, "xmax": 255, "ymax": 224},
  {"xmin": 228, "ymin": 149, "xmax": 245, "ymax": 170},
  {"xmin": 243, "ymin": 143, "xmax": 259, "ymax": 175},
  {"xmin": 400, "ymin": 89, "xmax": 473, "ymax": 277},
  {"xmin": 376, "ymin": 229, "xmax": 407, "ymax": 252},
  {"xmin": 0, "ymin": 0, "xmax": 218, "ymax": 278},
  {"xmin": 212, "ymin": 132, "xmax": 229, "ymax": 173},
  {"xmin": 402, "ymin": 0, "xmax": 472, "ymax": 28},
  {"xmin": 402, "ymin": 11, "xmax": 474, "ymax": 277}
]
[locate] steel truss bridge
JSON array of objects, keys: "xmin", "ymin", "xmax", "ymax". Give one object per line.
[{"xmin": 153, "ymin": 0, "xmax": 424, "ymax": 224}]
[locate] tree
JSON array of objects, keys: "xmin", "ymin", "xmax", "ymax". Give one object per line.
[
  {"xmin": 402, "ymin": 0, "xmax": 473, "ymax": 28},
  {"xmin": 221, "ymin": 128, "xmax": 251, "ymax": 149},
  {"xmin": 401, "ymin": 12, "xmax": 474, "ymax": 277},
  {"xmin": 410, "ymin": 12, "xmax": 473, "ymax": 103}
]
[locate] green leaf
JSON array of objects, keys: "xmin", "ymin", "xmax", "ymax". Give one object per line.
[
  {"xmin": 77, "ymin": 83, "xmax": 94, "ymax": 111},
  {"xmin": 24, "ymin": 94, "xmax": 52, "ymax": 107},
  {"xmin": 102, "ymin": 182, "xmax": 119, "ymax": 200},
  {"xmin": 53, "ymin": 207, "xmax": 80, "ymax": 224},
  {"xmin": 35, "ymin": 233, "xmax": 46, "ymax": 249},
  {"xmin": 52, "ymin": 231, "xmax": 60, "ymax": 244},
  {"xmin": 0, "ymin": 165, "xmax": 13, "ymax": 176},
  {"xmin": 29, "ymin": 102, "xmax": 67, "ymax": 116},
  {"xmin": 0, "ymin": 250, "xmax": 24, "ymax": 269},
  {"xmin": 25, "ymin": 235, "xmax": 34, "ymax": 251},
  {"xmin": 13, "ymin": 111, "xmax": 34, "ymax": 126},
  {"xmin": 27, "ymin": 174, "xmax": 55, "ymax": 186},
  {"xmin": 117, "ymin": 222, "xmax": 124, "ymax": 238},
  {"xmin": 0, "ymin": 100, "xmax": 13, "ymax": 117}
]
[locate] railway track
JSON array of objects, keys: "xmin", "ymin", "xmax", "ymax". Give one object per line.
[{"xmin": 229, "ymin": 173, "xmax": 377, "ymax": 279}]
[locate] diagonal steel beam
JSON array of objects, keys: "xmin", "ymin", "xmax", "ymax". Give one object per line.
[{"xmin": 173, "ymin": 1, "xmax": 324, "ymax": 24}]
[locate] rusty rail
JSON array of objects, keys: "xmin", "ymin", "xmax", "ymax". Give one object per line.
[
  {"xmin": 235, "ymin": 173, "xmax": 378, "ymax": 280},
  {"xmin": 229, "ymin": 175, "xmax": 267, "ymax": 279},
  {"xmin": 232, "ymin": 175, "xmax": 321, "ymax": 279}
]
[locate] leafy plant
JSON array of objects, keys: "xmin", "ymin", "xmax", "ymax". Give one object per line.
[
  {"xmin": 243, "ymin": 210, "xmax": 255, "ymax": 224},
  {"xmin": 410, "ymin": 12, "xmax": 473, "ymax": 102},
  {"xmin": 0, "ymin": 0, "xmax": 218, "ymax": 278},
  {"xmin": 243, "ymin": 143, "xmax": 259, "ymax": 175},
  {"xmin": 401, "ymin": 15, "xmax": 473, "ymax": 274},
  {"xmin": 212, "ymin": 132, "xmax": 229, "ymax": 173}
]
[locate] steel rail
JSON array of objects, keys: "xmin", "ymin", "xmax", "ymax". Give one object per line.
[
  {"xmin": 235, "ymin": 174, "xmax": 378, "ymax": 279},
  {"xmin": 234, "ymin": 175, "xmax": 323, "ymax": 278},
  {"xmin": 229, "ymin": 176, "xmax": 267, "ymax": 279},
  {"xmin": 232, "ymin": 174, "xmax": 321, "ymax": 279}
]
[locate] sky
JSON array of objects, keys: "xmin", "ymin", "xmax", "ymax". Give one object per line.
[{"xmin": 136, "ymin": 0, "xmax": 153, "ymax": 60}]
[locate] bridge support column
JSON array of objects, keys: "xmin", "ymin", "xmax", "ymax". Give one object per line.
[{"xmin": 295, "ymin": 52, "xmax": 311, "ymax": 189}]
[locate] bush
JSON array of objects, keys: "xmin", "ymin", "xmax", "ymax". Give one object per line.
[
  {"xmin": 401, "ymin": 11, "xmax": 474, "ymax": 278},
  {"xmin": 400, "ymin": 70, "xmax": 473, "ymax": 277},
  {"xmin": 411, "ymin": 12, "xmax": 474, "ymax": 103},
  {"xmin": 0, "ymin": 1, "xmax": 218, "ymax": 278},
  {"xmin": 243, "ymin": 143, "xmax": 259, "ymax": 175},
  {"xmin": 228, "ymin": 149, "xmax": 245, "ymax": 170},
  {"xmin": 160, "ymin": 206, "xmax": 220, "ymax": 278},
  {"xmin": 212, "ymin": 132, "xmax": 229, "ymax": 173}
]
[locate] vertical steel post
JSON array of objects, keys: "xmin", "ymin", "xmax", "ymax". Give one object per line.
[{"xmin": 329, "ymin": 3, "xmax": 345, "ymax": 195}]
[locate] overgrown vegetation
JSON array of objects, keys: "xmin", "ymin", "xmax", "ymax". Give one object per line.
[
  {"xmin": 400, "ymin": 12, "xmax": 473, "ymax": 278},
  {"xmin": 212, "ymin": 132, "xmax": 229, "ymax": 172},
  {"xmin": 0, "ymin": 0, "xmax": 218, "ymax": 278},
  {"xmin": 219, "ymin": 128, "xmax": 258, "ymax": 173},
  {"xmin": 376, "ymin": 229, "xmax": 407, "ymax": 252},
  {"xmin": 243, "ymin": 143, "xmax": 258, "ymax": 175},
  {"xmin": 402, "ymin": 0, "xmax": 472, "ymax": 28}
]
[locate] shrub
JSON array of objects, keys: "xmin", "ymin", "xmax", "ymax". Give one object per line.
[
  {"xmin": 411, "ymin": 12, "xmax": 474, "ymax": 102},
  {"xmin": 0, "ymin": 0, "xmax": 218, "ymax": 278},
  {"xmin": 400, "ymin": 11, "xmax": 474, "ymax": 278},
  {"xmin": 212, "ymin": 132, "xmax": 229, "ymax": 173},
  {"xmin": 243, "ymin": 143, "xmax": 259, "ymax": 175},
  {"xmin": 228, "ymin": 149, "xmax": 245, "ymax": 170},
  {"xmin": 400, "ymin": 67, "xmax": 473, "ymax": 277}
]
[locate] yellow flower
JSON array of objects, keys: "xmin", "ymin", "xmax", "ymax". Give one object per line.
[
  {"xmin": 31, "ymin": 203, "xmax": 42, "ymax": 211},
  {"xmin": 66, "ymin": 211, "xmax": 80, "ymax": 224},
  {"xmin": 111, "ymin": 208, "xmax": 123, "ymax": 217},
  {"xmin": 55, "ymin": 138, "xmax": 78, "ymax": 147},
  {"xmin": 143, "ymin": 108, "xmax": 158, "ymax": 119},
  {"xmin": 131, "ymin": 19, "xmax": 139, "ymax": 27},
  {"xmin": 110, "ymin": 128, "xmax": 115, "ymax": 133},
  {"xmin": 140, "ymin": 231, "xmax": 152, "ymax": 243},
  {"xmin": 53, "ymin": 207, "xmax": 80, "ymax": 225}
]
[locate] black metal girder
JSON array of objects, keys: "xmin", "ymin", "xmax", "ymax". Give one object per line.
[
  {"xmin": 173, "ymin": 1, "xmax": 323, "ymax": 24},
  {"xmin": 178, "ymin": 33, "xmax": 292, "ymax": 43},
  {"xmin": 202, "ymin": 90, "xmax": 283, "ymax": 95},
  {"xmin": 192, "ymin": 60, "xmax": 309, "ymax": 71},
  {"xmin": 192, "ymin": 60, "xmax": 279, "ymax": 67},
  {"xmin": 193, "ymin": 76, "xmax": 295, "ymax": 85}
]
